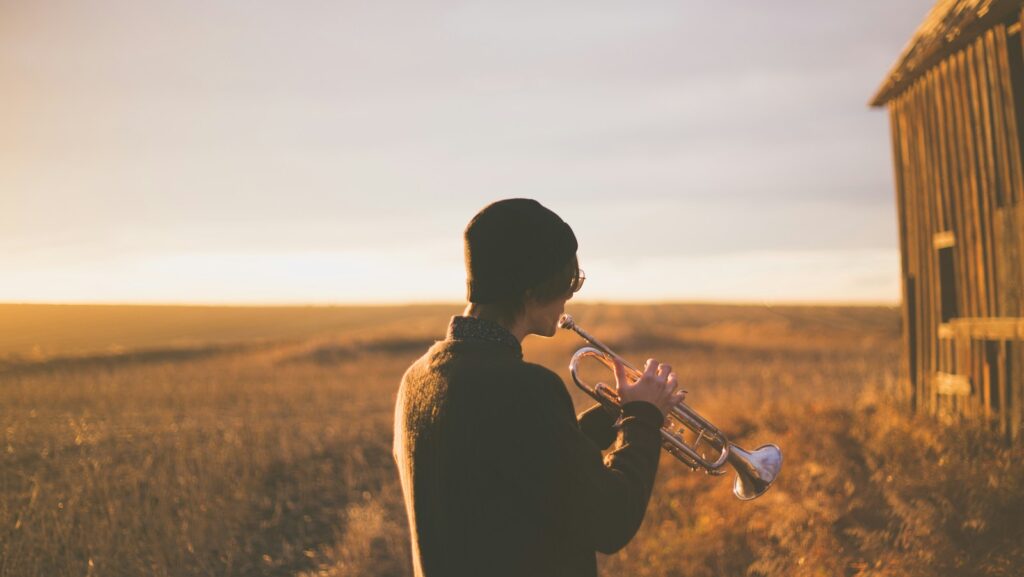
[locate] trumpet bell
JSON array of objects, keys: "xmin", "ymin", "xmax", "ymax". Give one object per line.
[{"xmin": 729, "ymin": 444, "xmax": 783, "ymax": 501}]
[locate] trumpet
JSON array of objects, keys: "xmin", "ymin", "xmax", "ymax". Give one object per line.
[{"xmin": 558, "ymin": 314, "xmax": 782, "ymax": 500}]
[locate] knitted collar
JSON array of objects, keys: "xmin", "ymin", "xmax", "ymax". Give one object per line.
[{"xmin": 447, "ymin": 315, "xmax": 523, "ymax": 358}]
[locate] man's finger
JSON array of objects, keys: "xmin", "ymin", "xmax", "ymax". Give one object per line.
[
  {"xmin": 613, "ymin": 359, "xmax": 628, "ymax": 389},
  {"xmin": 644, "ymin": 358, "xmax": 658, "ymax": 377}
]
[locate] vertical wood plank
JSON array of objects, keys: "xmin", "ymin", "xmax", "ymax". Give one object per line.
[
  {"xmin": 1000, "ymin": 341, "xmax": 1010, "ymax": 438},
  {"xmin": 913, "ymin": 81, "xmax": 938, "ymax": 415},
  {"xmin": 890, "ymin": 102, "xmax": 915, "ymax": 407},
  {"xmin": 923, "ymin": 69, "xmax": 946, "ymax": 235},
  {"xmin": 984, "ymin": 340, "xmax": 993, "ymax": 420},
  {"xmin": 903, "ymin": 90, "xmax": 922, "ymax": 411},
  {"xmin": 954, "ymin": 50, "xmax": 982, "ymax": 323},
  {"xmin": 943, "ymin": 56, "xmax": 968, "ymax": 327},
  {"xmin": 997, "ymin": 341, "xmax": 1006, "ymax": 431},
  {"xmin": 995, "ymin": 27, "xmax": 1024, "ymax": 206},
  {"xmin": 899, "ymin": 94, "xmax": 928, "ymax": 411},
  {"xmin": 968, "ymin": 340, "xmax": 976, "ymax": 417},
  {"xmin": 907, "ymin": 94, "xmax": 924, "ymax": 412},
  {"xmin": 1011, "ymin": 340, "xmax": 1019, "ymax": 444},
  {"xmin": 918, "ymin": 78, "xmax": 941, "ymax": 416},
  {"xmin": 904, "ymin": 88, "xmax": 925, "ymax": 412},
  {"xmin": 966, "ymin": 45, "xmax": 988, "ymax": 322},
  {"xmin": 941, "ymin": 55, "xmax": 965, "ymax": 415},
  {"xmin": 931, "ymin": 66, "xmax": 954, "ymax": 236},
  {"xmin": 960, "ymin": 46, "xmax": 985, "ymax": 417},
  {"xmin": 931, "ymin": 63, "xmax": 959, "ymax": 411},
  {"xmin": 986, "ymin": 30, "xmax": 1013, "ymax": 212},
  {"xmin": 967, "ymin": 39, "xmax": 998, "ymax": 323},
  {"xmin": 972, "ymin": 35, "xmax": 1002, "ymax": 318}
]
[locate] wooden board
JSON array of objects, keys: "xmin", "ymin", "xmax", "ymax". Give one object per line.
[
  {"xmin": 936, "ymin": 372, "xmax": 973, "ymax": 396},
  {"xmin": 949, "ymin": 317, "xmax": 1024, "ymax": 339}
]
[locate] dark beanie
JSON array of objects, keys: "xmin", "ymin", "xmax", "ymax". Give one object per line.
[{"xmin": 464, "ymin": 199, "xmax": 578, "ymax": 304}]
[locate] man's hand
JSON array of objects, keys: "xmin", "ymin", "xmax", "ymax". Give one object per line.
[{"xmin": 614, "ymin": 358, "xmax": 686, "ymax": 417}]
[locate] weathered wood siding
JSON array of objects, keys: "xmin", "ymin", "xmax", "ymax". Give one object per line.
[{"xmin": 886, "ymin": 18, "xmax": 1024, "ymax": 442}]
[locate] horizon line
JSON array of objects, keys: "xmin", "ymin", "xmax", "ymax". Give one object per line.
[{"xmin": 0, "ymin": 298, "xmax": 902, "ymax": 308}]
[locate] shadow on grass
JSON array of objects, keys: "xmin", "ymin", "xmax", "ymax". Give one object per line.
[
  {"xmin": 281, "ymin": 337, "xmax": 436, "ymax": 366},
  {"xmin": 0, "ymin": 343, "xmax": 259, "ymax": 376}
]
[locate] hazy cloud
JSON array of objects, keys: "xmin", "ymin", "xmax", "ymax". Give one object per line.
[{"xmin": 0, "ymin": 0, "xmax": 933, "ymax": 302}]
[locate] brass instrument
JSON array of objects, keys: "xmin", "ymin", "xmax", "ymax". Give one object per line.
[{"xmin": 558, "ymin": 314, "xmax": 782, "ymax": 500}]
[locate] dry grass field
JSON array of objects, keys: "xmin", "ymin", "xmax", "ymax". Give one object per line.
[{"xmin": 1, "ymin": 303, "xmax": 1022, "ymax": 577}]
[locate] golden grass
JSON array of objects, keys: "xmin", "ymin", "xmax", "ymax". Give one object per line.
[
  {"xmin": 0, "ymin": 303, "xmax": 459, "ymax": 362},
  {"xmin": 1, "ymin": 303, "xmax": 1021, "ymax": 577}
]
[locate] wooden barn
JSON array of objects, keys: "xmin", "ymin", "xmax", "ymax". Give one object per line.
[{"xmin": 872, "ymin": 0, "xmax": 1024, "ymax": 442}]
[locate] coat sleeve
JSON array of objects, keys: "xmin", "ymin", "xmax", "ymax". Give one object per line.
[
  {"xmin": 577, "ymin": 403, "xmax": 618, "ymax": 451},
  {"xmin": 490, "ymin": 368, "xmax": 664, "ymax": 554}
]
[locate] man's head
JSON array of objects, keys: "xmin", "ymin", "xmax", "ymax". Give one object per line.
[{"xmin": 464, "ymin": 199, "xmax": 583, "ymax": 335}]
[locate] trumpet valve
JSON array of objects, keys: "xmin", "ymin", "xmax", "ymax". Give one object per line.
[{"xmin": 592, "ymin": 382, "xmax": 621, "ymax": 411}]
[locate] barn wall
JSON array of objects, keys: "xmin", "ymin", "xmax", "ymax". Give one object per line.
[{"xmin": 887, "ymin": 20, "xmax": 1024, "ymax": 442}]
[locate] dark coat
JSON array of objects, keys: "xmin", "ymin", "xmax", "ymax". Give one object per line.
[{"xmin": 393, "ymin": 317, "xmax": 664, "ymax": 577}]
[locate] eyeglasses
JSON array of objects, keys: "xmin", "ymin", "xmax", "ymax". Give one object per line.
[{"xmin": 570, "ymin": 269, "xmax": 586, "ymax": 293}]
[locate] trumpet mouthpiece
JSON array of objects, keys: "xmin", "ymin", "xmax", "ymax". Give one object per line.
[{"xmin": 557, "ymin": 314, "xmax": 575, "ymax": 330}]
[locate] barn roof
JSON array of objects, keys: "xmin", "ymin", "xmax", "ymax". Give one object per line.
[{"xmin": 871, "ymin": 0, "xmax": 1023, "ymax": 106}]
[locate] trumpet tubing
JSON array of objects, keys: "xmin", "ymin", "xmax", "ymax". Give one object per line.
[{"xmin": 558, "ymin": 314, "xmax": 782, "ymax": 501}]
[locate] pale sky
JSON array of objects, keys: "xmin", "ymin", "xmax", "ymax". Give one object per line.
[{"xmin": 1, "ymin": 0, "xmax": 936, "ymax": 304}]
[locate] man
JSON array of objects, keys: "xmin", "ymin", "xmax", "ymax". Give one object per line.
[{"xmin": 393, "ymin": 198, "xmax": 685, "ymax": 577}]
